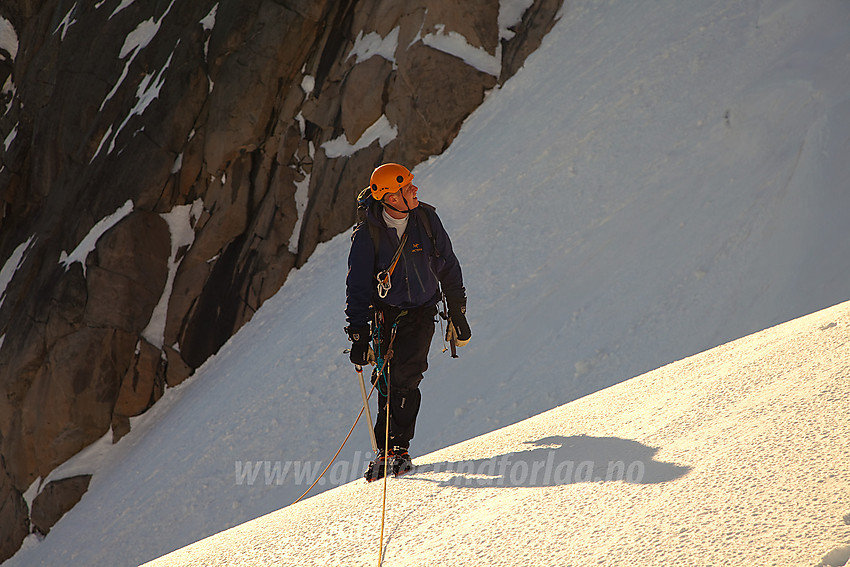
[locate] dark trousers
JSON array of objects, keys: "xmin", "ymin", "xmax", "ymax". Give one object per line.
[{"xmin": 372, "ymin": 304, "xmax": 436, "ymax": 451}]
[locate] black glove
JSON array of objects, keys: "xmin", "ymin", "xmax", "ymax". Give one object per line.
[
  {"xmin": 346, "ymin": 326, "xmax": 373, "ymax": 365},
  {"xmin": 446, "ymin": 297, "xmax": 471, "ymax": 346}
]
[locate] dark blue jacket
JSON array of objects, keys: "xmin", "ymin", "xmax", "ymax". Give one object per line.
[{"xmin": 345, "ymin": 202, "xmax": 465, "ymax": 329}]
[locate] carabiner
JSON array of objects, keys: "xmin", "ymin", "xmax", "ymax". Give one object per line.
[{"xmin": 376, "ymin": 271, "xmax": 391, "ymax": 298}]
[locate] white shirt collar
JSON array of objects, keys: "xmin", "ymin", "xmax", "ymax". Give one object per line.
[{"xmin": 382, "ymin": 208, "xmax": 409, "ymax": 237}]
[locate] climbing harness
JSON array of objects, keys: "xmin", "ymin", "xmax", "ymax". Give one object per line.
[{"xmin": 372, "ymin": 309, "xmax": 405, "ymax": 396}]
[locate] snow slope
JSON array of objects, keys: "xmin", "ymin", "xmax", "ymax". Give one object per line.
[
  {"xmin": 144, "ymin": 299, "xmax": 850, "ymax": 567},
  {"xmin": 6, "ymin": 0, "xmax": 850, "ymax": 565}
]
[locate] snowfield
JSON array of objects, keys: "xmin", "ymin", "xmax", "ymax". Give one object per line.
[
  {"xmin": 143, "ymin": 300, "xmax": 850, "ymax": 566},
  {"xmin": 5, "ymin": 0, "xmax": 850, "ymax": 565}
]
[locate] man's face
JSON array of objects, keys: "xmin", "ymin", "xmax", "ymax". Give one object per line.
[{"xmin": 384, "ymin": 182, "xmax": 419, "ymax": 212}]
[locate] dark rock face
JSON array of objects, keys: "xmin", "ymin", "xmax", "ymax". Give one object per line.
[
  {"xmin": 0, "ymin": 0, "xmax": 562, "ymax": 559},
  {"xmin": 0, "ymin": 466, "xmax": 29, "ymax": 559},
  {"xmin": 30, "ymin": 474, "xmax": 92, "ymax": 536}
]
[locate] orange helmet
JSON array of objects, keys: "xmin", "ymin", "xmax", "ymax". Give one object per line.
[{"xmin": 370, "ymin": 163, "xmax": 413, "ymax": 200}]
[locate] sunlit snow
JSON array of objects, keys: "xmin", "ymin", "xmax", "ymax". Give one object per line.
[{"xmin": 7, "ymin": 0, "xmax": 850, "ymax": 565}]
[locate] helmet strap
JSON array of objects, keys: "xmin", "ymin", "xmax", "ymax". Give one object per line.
[{"xmin": 382, "ymin": 194, "xmax": 411, "ymax": 215}]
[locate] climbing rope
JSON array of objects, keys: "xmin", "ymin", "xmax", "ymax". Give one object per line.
[
  {"xmin": 375, "ymin": 313, "xmax": 402, "ymax": 566},
  {"xmin": 293, "ymin": 313, "xmax": 403, "ymax": 565},
  {"xmin": 377, "ymin": 361, "xmax": 391, "ymax": 566},
  {"xmin": 289, "ymin": 377, "xmax": 377, "ymax": 506}
]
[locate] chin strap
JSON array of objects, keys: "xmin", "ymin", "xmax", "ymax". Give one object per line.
[{"xmin": 383, "ymin": 194, "xmax": 412, "ymax": 215}]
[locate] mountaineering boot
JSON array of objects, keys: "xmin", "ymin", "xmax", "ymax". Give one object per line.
[
  {"xmin": 390, "ymin": 446, "xmax": 413, "ymax": 477},
  {"xmin": 364, "ymin": 449, "xmax": 392, "ymax": 482}
]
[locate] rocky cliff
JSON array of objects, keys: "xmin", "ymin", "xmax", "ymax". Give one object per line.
[{"xmin": 0, "ymin": 0, "xmax": 562, "ymax": 560}]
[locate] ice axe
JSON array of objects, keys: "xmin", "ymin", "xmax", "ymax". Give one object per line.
[{"xmin": 439, "ymin": 297, "xmax": 459, "ymax": 358}]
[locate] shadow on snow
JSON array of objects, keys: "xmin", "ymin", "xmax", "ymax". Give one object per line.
[{"xmin": 410, "ymin": 435, "xmax": 691, "ymax": 488}]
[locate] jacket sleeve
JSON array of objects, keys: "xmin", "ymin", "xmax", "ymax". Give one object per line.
[
  {"xmin": 345, "ymin": 225, "xmax": 376, "ymax": 329},
  {"xmin": 429, "ymin": 211, "xmax": 466, "ymax": 302}
]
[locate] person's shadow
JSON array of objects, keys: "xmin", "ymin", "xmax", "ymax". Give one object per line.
[{"xmin": 412, "ymin": 435, "xmax": 690, "ymax": 487}]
